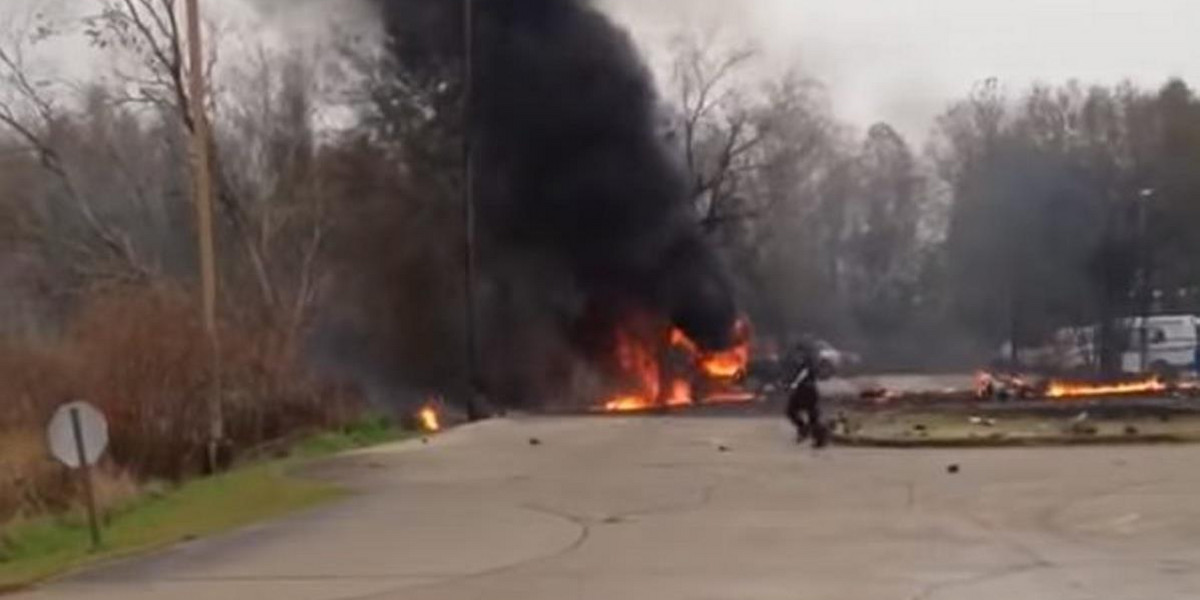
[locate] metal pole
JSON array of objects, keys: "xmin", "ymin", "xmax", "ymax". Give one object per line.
[
  {"xmin": 462, "ymin": 0, "xmax": 482, "ymax": 420},
  {"xmin": 184, "ymin": 0, "xmax": 224, "ymax": 468},
  {"xmin": 1138, "ymin": 189, "xmax": 1155, "ymax": 373},
  {"xmin": 70, "ymin": 408, "xmax": 102, "ymax": 551}
]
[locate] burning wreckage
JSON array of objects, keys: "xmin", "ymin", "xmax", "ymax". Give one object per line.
[
  {"xmin": 378, "ymin": 0, "xmax": 1200, "ymax": 427},
  {"xmin": 463, "ymin": 0, "xmax": 758, "ymax": 412},
  {"xmin": 974, "ymin": 371, "xmax": 1197, "ymax": 402},
  {"xmin": 601, "ymin": 318, "xmax": 756, "ymax": 413},
  {"xmin": 365, "ymin": 0, "xmax": 765, "ymax": 419}
]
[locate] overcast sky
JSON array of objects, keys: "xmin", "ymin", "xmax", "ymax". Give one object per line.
[
  {"xmin": 6, "ymin": 0, "xmax": 1199, "ymax": 143},
  {"xmin": 600, "ymin": 0, "xmax": 1200, "ymax": 142}
]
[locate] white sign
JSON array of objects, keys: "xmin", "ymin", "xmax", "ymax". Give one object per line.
[{"xmin": 47, "ymin": 401, "xmax": 109, "ymax": 469}]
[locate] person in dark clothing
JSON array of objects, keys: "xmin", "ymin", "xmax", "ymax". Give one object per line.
[{"xmin": 784, "ymin": 341, "xmax": 829, "ymax": 448}]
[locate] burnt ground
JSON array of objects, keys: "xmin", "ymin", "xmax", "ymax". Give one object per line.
[{"xmin": 15, "ymin": 415, "xmax": 1200, "ymax": 600}]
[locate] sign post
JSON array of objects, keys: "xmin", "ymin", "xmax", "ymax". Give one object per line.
[{"xmin": 47, "ymin": 401, "xmax": 109, "ymax": 551}]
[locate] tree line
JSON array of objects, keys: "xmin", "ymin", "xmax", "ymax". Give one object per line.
[
  {"xmin": 664, "ymin": 33, "xmax": 1200, "ymax": 372},
  {"xmin": 2, "ymin": 2, "xmax": 1200, "ymax": 453}
]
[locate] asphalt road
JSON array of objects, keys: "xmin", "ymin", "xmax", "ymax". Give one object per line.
[{"xmin": 17, "ymin": 416, "xmax": 1200, "ymax": 599}]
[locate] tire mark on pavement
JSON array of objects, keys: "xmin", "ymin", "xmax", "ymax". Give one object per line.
[
  {"xmin": 331, "ymin": 504, "xmax": 590, "ymax": 600},
  {"xmin": 910, "ymin": 476, "xmax": 1179, "ymax": 600}
]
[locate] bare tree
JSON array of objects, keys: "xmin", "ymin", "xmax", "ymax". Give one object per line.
[
  {"xmin": 219, "ymin": 46, "xmax": 334, "ymax": 350},
  {"xmin": 0, "ymin": 10, "xmax": 148, "ymax": 280},
  {"xmin": 667, "ymin": 29, "xmax": 762, "ymax": 230},
  {"xmin": 85, "ymin": 0, "xmax": 279, "ymax": 312}
]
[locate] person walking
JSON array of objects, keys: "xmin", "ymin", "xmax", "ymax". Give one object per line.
[{"xmin": 784, "ymin": 340, "xmax": 829, "ymax": 448}]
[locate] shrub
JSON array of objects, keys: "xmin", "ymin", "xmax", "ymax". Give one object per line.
[{"xmin": 0, "ymin": 282, "xmax": 370, "ymax": 521}]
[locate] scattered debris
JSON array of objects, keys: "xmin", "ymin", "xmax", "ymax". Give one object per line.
[
  {"xmin": 976, "ymin": 371, "xmax": 1036, "ymax": 401},
  {"xmin": 1069, "ymin": 422, "xmax": 1099, "ymax": 436},
  {"xmin": 860, "ymin": 387, "xmax": 890, "ymax": 401},
  {"xmin": 832, "ymin": 413, "xmax": 857, "ymax": 436},
  {"xmin": 1066, "ymin": 411, "xmax": 1098, "ymax": 435}
]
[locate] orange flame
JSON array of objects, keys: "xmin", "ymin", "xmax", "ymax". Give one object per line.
[
  {"xmin": 604, "ymin": 395, "xmax": 655, "ymax": 413},
  {"xmin": 672, "ymin": 318, "xmax": 751, "ymax": 381},
  {"xmin": 601, "ymin": 318, "xmax": 752, "ymax": 412},
  {"xmin": 418, "ymin": 404, "xmax": 441, "ymax": 432},
  {"xmin": 666, "ymin": 379, "xmax": 693, "ymax": 407},
  {"xmin": 1046, "ymin": 377, "xmax": 1166, "ymax": 399},
  {"xmin": 615, "ymin": 328, "xmax": 660, "ymax": 402},
  {"xmin": 700, "ymin": 352, "xmax": 748, "ymax": 379}
]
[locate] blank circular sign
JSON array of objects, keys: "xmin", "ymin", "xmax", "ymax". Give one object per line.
[{"xmin": 47, "ymin": 401, "xmax": 109, "ymax": 469}]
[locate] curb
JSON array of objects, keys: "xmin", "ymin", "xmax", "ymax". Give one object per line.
[{"xmin": 833, "ymin": 433, "xmax": 1200, "ymax": 449}]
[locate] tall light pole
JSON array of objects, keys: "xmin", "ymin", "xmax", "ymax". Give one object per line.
[
  {"xmin": 1137, "ymin": 187, "xmax": 1156, "ymax": 373},
  {"xmin": 462, "ymin": 0, "xmax": 482, "ymax": 420},
  {"xmin": 184, "ymin": 0, "xmax": 223, "ymax": 469}
]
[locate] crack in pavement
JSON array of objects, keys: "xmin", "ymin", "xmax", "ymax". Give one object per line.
[
  {"xmin": 909, "ymin": 476, "xmax": 1182, "ymax": 600},
  {"xmin": 329, "ymin": 504, "xmax": 591, "ymax": 600},
  {"xmin": 908, "ymin": 561, "xmax": 1051, "ymax": 600},
  {"xmin": 909, "ymin": 558, "xmax": 1200, "ymax": 600},
  {"xmin": 609, "ymin": 480, "xmax": 720, "ymax": 521}
]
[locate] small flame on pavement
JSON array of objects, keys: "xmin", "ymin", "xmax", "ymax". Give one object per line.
[
  {"xmin": 418, "ymin": 404, "xmax": 441, "ymax": 432},
  {"xmin": 1046, "ymin": 377, "xmax": 1166, "ymax": 399},
  {"xmin": 604, "ymin": 395, "xmax": 655, "ymax": 413},
  {"xmin": 702, "ymin": 391, "xmax": 757, "ymax": 405}
]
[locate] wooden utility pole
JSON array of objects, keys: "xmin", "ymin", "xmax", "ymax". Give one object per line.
[{"xmin": 184, "ymin": 0, "xmax": 224, "ymax": 470}]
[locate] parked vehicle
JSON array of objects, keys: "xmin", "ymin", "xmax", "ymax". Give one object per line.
[
  {"xmin": 744, "ymin": 338, "xmax": 860, "ymax": 388},
  {"xmin": 998, "ymin": 315, "xmax": 1200, "ymax": 376},
  {"xmin": 812, "ymin": 339, "xmax": 861, "ymax": 378},
  {"xmin": 1119, "ymin": 315, "xmax": 1200, "ymax": 376}
]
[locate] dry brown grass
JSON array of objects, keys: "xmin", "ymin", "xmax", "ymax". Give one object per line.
[
  {"xmin": 0, "ymin": 283, "xmax": 367, "ymax": 522},
  {"xmin": 0, "ymin": 431, "xmax": 67, "ymax": 521}
]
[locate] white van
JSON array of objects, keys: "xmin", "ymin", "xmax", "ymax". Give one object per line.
[
  {"xmin": 999, "ymin": 315, "xmax": 1200, "ymax": 376},
  {"xmin": 1120, "ymin": 315, "xmax": 1200, "ymax": 375}
]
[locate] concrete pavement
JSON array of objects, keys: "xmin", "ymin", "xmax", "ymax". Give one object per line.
[{"xmin": 17, "ymin": 416, "xmax": 1200, "ymax": 599}]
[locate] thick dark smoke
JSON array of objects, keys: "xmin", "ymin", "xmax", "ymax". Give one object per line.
[
  {"xmin": 329, "ymin": 0, "xmax": 739, "ymax": 406},
  {"xmin": 470, "ymin": 0, "xmax": 738, "ymax": 350}
]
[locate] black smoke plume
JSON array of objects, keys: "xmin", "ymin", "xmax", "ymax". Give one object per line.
[
  {"xmin": 344, "ymin": 0, "xmax": 738, "ymax": 405},
  {"xmin": 470, "ymin": 0, "xmax": 737, "ymax": 351}
]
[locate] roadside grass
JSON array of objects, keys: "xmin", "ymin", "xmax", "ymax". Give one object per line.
[
  {"xmin": 0, "ymin": 417, "xmax": 412, "ymax": 592},
  {"xmin": 295, "ymin": 415, "xmax": 406, "ymax": 458}
]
